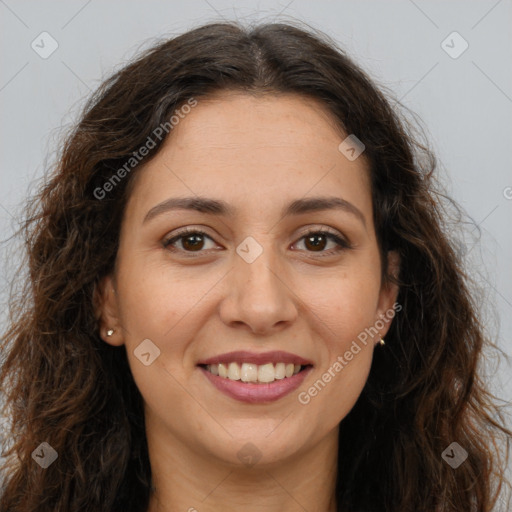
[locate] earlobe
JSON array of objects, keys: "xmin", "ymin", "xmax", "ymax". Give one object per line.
[{"xmin": 94, "ymin": 274, "xmax": 124, "ymax": 346}]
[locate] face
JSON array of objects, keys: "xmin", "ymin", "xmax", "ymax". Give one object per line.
[{"xmin": 97, "ymin": 91, "xmax": 399, "ymax": 468}]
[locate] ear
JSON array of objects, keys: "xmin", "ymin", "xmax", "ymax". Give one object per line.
[
  {"xmin": 375, "ymin": 250, "xmax": 401, "ymax": 341},
  {"xmin": 93, "ymin": 274, "xmax": 124, "ymax": 347}
]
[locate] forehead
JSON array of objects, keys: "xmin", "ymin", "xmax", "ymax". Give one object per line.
[
  {"xmin": 167, "ymin": 91, "xmax": 349, "ymax": 159},
  {"xmin": 125, "ymin": 91, "xmax": 372, "ymax": 221}
]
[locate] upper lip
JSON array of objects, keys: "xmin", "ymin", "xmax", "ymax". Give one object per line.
[{"xmin": 197, "ymin": 350, "xmax": 313, "ymax": 366}]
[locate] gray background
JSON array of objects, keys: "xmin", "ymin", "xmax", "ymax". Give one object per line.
[{"xmin": 1, "ymin": 0, "xmax": 511, "ymax": 474}]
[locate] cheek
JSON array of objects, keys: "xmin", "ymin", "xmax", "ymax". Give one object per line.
[
  {"xmin": 114, "ymin": 258, "xmax": 224, "ymax": 395},
  {"xmin": 115, "ymin": 266, "xmax": 196, "ymax": 421},
  {"xmin": 298, "ymin": 339, "xmax": 374, "ymax": 429},
  {"xmin": 295, "ymin": 268, "xmax": 379, "ymax": 417},
  {"xmin": 115, "ymin": 257, "xmax": 204, "ymax": 340},
  {"xmin": 304, "ymin": 267, "xmax": 382, "ymax": 345}
]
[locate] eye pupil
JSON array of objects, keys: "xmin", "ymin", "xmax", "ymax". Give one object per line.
[
  {"xmin": 305, "ymin": 233, "xmax": 326, "ymax": 251},
  {"xmin": 183, "ymin": 234, "xmax": 204, "ymax": 251}
]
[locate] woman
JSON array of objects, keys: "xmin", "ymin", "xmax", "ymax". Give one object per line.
[{"xmin": 1, "ymin": 20, "xmax": 510, "ymax": 512}]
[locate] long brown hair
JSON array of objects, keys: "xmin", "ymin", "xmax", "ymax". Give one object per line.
[{"xmin": 1, "ymin": 21, "xmax": 510, "ymax": 512}]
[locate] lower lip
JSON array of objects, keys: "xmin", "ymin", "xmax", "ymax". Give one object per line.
[{"xmin": 199, "ymin": 366, "xmax": 313, "ymax": 403}]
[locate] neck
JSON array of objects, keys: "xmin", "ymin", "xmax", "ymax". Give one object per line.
[{"xmin": 145, "ymin": 421, "xmax": 339, "ymax": 512}]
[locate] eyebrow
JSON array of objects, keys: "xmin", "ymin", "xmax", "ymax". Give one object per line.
[{"xmin": 143, "ymin": 195, "xmax": 366, "ymax": 227}]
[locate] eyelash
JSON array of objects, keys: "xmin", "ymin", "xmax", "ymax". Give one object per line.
[{"xmin": 162, "ymin": 227, "xmax": 351, "ymax": 258}]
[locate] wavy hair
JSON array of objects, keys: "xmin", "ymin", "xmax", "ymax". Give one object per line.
[{"xmin": 1, "ymin": 20, "xmax": 510, "ymax": 512}]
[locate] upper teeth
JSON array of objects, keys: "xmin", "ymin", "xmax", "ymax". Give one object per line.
[{"xmin": 206, "ymin": 362, "xmax": 302, "ymax": 383}]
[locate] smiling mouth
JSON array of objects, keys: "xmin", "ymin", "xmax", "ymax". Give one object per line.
[{"xmin": 199, "ymin": 362, "xmax": 312, "ymax": 384}]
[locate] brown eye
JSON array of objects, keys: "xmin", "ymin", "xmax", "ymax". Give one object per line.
[
  {"xmin": 303, "ymin": 233, "xmax": 329, "ymax": 251},
  {"xmin": 163, "ymin": 229, "xmax": 216, "ymax": 254},
  {"xmin": 180, "ymin": 233, "xmax": 206, "ymax": 251},
  {"xmin": 163, "ymin": 228, "xmax": 350, "ymax": 258},
  {"xmin": 294, "ymin": 230, "xmax": 349, "ymax": 256}
]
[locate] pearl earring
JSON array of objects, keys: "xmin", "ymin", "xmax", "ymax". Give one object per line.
[
  {"xmin": 107, "ymin": 329, "xmax": 115, "ymax": 337},
  {"xmin": 378, "ymin": 338, "xmax": 385, "ymax": 346}
]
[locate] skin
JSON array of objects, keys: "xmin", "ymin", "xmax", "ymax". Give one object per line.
[{"xmin": 97, "ymin": 91, "xmax": 399, "ymax": 512}]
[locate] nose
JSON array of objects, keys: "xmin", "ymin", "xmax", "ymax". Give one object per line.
[{"xmin": 218, "ymin": 243, "xmax": 298, "ymax": 336}]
